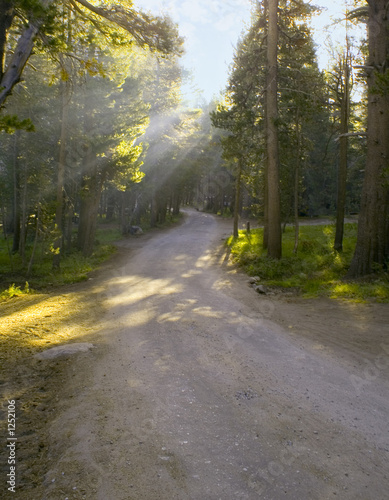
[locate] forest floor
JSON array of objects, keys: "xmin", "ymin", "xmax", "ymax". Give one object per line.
[{"xmin": 1, "ymin": 209, "xmax": 388, "ymax": 499}]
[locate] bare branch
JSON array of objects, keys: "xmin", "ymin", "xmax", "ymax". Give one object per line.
[{"xmin": 335, "ymin": 132, "xmax": 368, "ymax": 141}]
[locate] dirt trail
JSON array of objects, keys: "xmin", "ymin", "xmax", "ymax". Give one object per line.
[{"xmin": 1, "ymin": 209, "xmax": 389, "ymax": 499}]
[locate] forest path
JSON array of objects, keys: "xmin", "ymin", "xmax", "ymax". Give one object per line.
[{"xmin": 5, "ymin": 209, "xmax": 389, "ymax": 499}]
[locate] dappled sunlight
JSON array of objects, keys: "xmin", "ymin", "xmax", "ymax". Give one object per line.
[
  {"xmin": 211, "ymin": 277, "xmax": 235, "ymax": 292},
  {"xmin": 158, "ymin": 311, "xmax": 186, "ymax": 323},
  {"xmin": 173, "ymin": 254, "xmax": 189, "ymax": 262},
  {"xmin": 181, "ymin": 269, "xmax": 202, "ymax": 278},
  {"xmin": 105, "ymin": 275, "xmax": 184, "ymax": 307},
  {"xmin": 195, "ymin": 253, "xmax": 213, "ymax": 268},
  {"xmin": 0, "ymin": 291, "xmax": 103, "ymax": 359},
  {"xmin": 154, "ymin": 355, "xmax": 172, "ymax": 372},
  {"xmin": 120, "ymin": 308, "xmax": 156, "ymax": 327},
  {"xmin": 157, "ymin": 298, "xmax": 198, "ymax": 323},
  {"xmin": 329, "ymin": 282, "xmax": 389, "ymax": 303},
  {"xmin": 192, "ymin": 306, "xmax": 224, "ymax": 319},
  {"xmin": 322, "ymin": 226, "xmax": 334, "ymax": 237},
  {"xmin": 156, "ymin": 297, "xmax": 243, "ymax": 330}
]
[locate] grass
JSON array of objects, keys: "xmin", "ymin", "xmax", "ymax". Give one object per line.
[
  {"xmin": 0, "ymin": 282, "xmax": 32, "ymax": 300},
  {"xmin": 0, "ymin": 225, "xmax": 121, "ymax": 299},
  {"xmin": 0, "ymin": 212, "xmax": 185, "ymax": 299},
  {"xmin": 227, "ymin": 223, "xmax": 389, "ymax": 302}
]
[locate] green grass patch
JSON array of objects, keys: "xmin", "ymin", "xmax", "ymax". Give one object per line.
[
  {"xmin": 0, "ymin": 225, "xmax": 120, "ymax": 298},
  {"xmin": 0, "ymin": 213, "xmax": 183, "ymax": 298},
  {"xmin": 0, "ymin": 282, "xmax": 32, "ymax": 300},
  {"xmin": 227, "ymin": 223, "xmax": 389, "ymax": 302}
]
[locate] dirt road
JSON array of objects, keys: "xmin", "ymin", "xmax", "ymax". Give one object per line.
[{"xmin": 2, "ymin": 209, "xmax": 389, "ymax": 499}]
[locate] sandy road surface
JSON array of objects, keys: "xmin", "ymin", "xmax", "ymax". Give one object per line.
[{"xmin": 2, "ymin": 209, "xmax": 389, "ymax": 499}]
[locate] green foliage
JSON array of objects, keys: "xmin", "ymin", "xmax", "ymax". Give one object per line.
[
  {"xmin": 227, "ymin": 223, "xmax": 389, "ymax": 301},
  {"xmin": 0, "ymin": 282, "xmax": 31, "ymax": 300},
  {"xmin": 372, "ymin": 68, "xmax": 389, "ymax": 95},
  {"xmin": 0, "ymin": 225, "xmax": 119, "ymax": 295},
  {"xmin": 212, "ymin": 0, "xmax": 335, "ymax": 220},
  {"xmin": 0, "ymin": 115, "xmax": 35, "ymax": 133}
]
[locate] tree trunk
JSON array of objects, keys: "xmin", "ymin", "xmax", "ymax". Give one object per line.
[
  {"xmin": 106, "ymin": 191, "xmax": 116, "ymax": 221},
  {"xmin": 293, "ymin": 157, "xmax": 300, "ymax": 254},
  {"xmin": 77, "ymin": 58, "xmax": 105, "ymax": 257},
  {"xmin": 334, "ymin": 51, "xmax": 350, "ymax": 252},
  {"xmin": 1, "ymin": 203, "xmax": 14, "ymax": 271},
  {"xmin": 12, "ymin": 131, "xmax": 20, "ymax": 253},
  {"xmin": 19, "ymin": 164, "xmax": 28, "ymax": 267},
  {"xmin": 266, "ymin": 0, "xmax": 282, "ymax": 259},
  {"xmin": 263, "ymin": 159, "xmax": 269, "ymax": 250},
  {"xmin": 233, "ymin": 159, "xmax": 243, "ymax": 239},
  {"xmin": 158, "ymin": 196, "xmax": 167, "ymax": 224},
  {"xmin": 0, "ymin": 1, "xmax": 15, "ymax": 81},
  {"xmin": 348, "ymin": 0, "xmax": 389, "ymax": 276},
  {"xmin": 262, "ymin": 0, "xmax": 269, "ymax": 251},
  {"xmin": 27, "ymin": 204, "xmax": 40, "ymax": 276},
  {"xmin": 78, "ymin": 193, "xmax": 100, "ymax": 256},
  {"xmin": 293, "ymin": 110, "xmax": 302, "ymax": 254},
  {"xmin": 77, "ymin": 150, "xmax": 103, "ymax": 257},
  {"xmin": 172, "ymin": 192, "xmax": 181, "ymax": 216},
  {"xmin": 64, "ymin": 188, "xmax": 75, "ymax": 252},
  {"xmin": 150, "ymin": 186, "xmax": 158, "ymax": 227},
  {"xmin": 53, "ymin": 79, "xmax": 69, "ymax": 269}
]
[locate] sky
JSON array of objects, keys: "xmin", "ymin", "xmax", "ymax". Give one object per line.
[{"xmin": 136, "ymin": 0, "xmax": 365, "ymax": 102}]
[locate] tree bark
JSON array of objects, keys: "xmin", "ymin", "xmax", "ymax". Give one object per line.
[
  {"xmin": 334, "ymin": 52, "xmax": 351, "ymax": 252},
  {"xmin": 0, "ymin": 15, "xmax": 45, "ymax": 107},
  {"xmin": 262, "ymin": 0, "xmax": 269, "ymax": 251},
  {"xmin": 19, "ymin": 162, "xmax": 28, "ymax": 267},
  {"xmin": 150, "ymin": 185, "xmax": 158, "ymax": 227},
  {"xmin": 266, "ymin": 0, "xmax": 282, "ymax": 259},
  {"xmin": 27, "ymin": 203, "xmax": 40, "ymax": 276},
  {"xmin": 0, "ymin": 1, "xmax": 14, "ymax": 81},
  {"xmin": 11, "ymin": 130, "xmax": 20, "ymax": 253},
  {"xmin": 293, "ymin": 116, "xmax": 302, "ymax": 254},
  {"xmin": 348, "ymin": 0, "xmax": 389, "ymax": 276},
  {"xmin": 53, "ymin": 79, "xmax": 69, "ymax": 269},
  {"xmin": 233, "ymin": 159, "xmax": 243, "ymax": 239},
  {"xmin": 1, "ymin": 203, "xmax": 14, "ymax": 271},
  {"xmin": 172, "ymin": 191, "xmax": 181, "ymax": 216},
  {"xmin": 77, "ymin": 149, "xmax": 103, "ymax": 257}
]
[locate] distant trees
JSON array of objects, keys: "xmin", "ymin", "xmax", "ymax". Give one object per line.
[
  {"xmin": 0, "ymin": 1, "xmax": 191, "ymax": 274},
  {"xmin": 0, "ymin": 0, "xmax": 220, "ymax": 278},
  {"xmin": 141, "ymin": 54, "xmax": 186, "ymax": 227},
  {"xmin": 212, "ymin": 0, "xmax": 326, "ymax": 255},
  {"xmin": 211, "ymin": 0, "xmax": 389, "ymax": 278}
]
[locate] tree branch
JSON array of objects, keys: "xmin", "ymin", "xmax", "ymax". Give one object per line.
[
  {"xmin": 0, "ymin": 0, "xmax": 182, "ymax": 108},
  {"xmin": 0, "ymin": 20, "xmax": 43, "ymax": 107},
  {"xmin": 335, "ymin": 132, "xmax": 368, "ymax": 141},
  {"xmin": 72, "ymin": 0, "xmax": 182, "ymax": 54}
]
